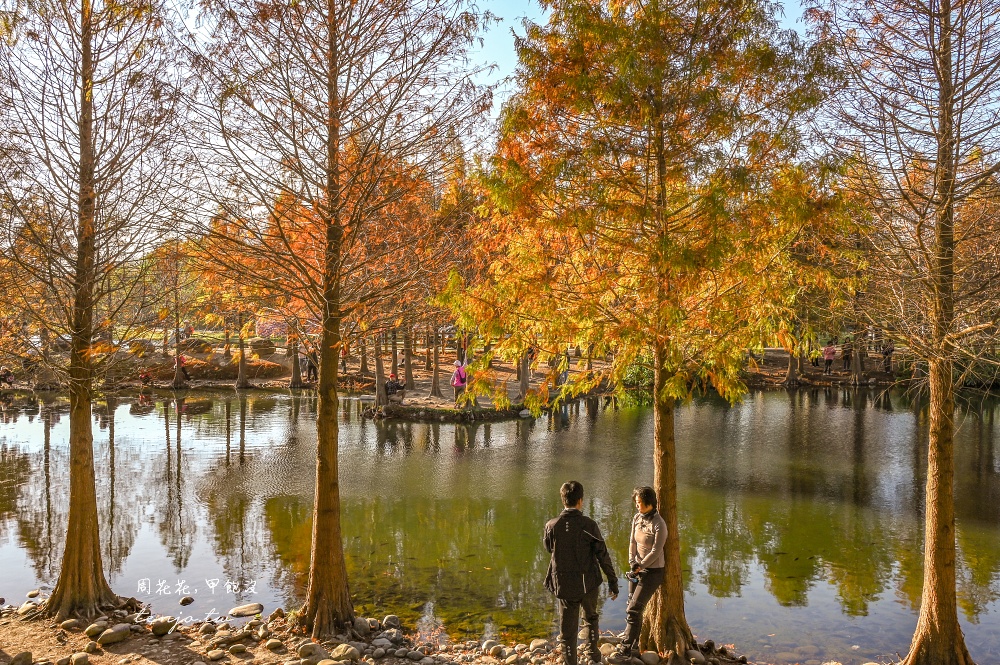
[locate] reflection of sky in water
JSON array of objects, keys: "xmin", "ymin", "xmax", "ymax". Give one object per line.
[{"xmin": 1, "ymin": 389, "xmax": 999, "ymax": 665}]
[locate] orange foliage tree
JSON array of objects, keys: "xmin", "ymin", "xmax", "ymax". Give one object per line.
[
  {"xmin": 193, "ymin": 0, "xmax": 492, "ymax": 636},
  {"xmin": 446, "ymin": 0, "xmax": 835, "ymax": 657}
]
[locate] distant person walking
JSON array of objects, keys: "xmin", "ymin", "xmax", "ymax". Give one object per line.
[
  {"xmin": 307, "ymin": 349, "xmax": 319, "ymax": 382},
  {"xmin": 450, "ymin": 360, "xmax": 468, "ymax": 404},
  {"xmin": 881, "ymin": 340, "xmax": 894, "ymax": 373},
  {"xmin": 822, "ymin": 341, "xmax": 836, "ymax": 375},
  {"xmin": 841, "ymin": 338, "xmax": 853, "ymax": 371},
  {"xmin": 544, "ymin": 481, "xmax": 619, "ymax": 665},
  {"xmin": 0, "ymin": 366, "xmax": 14, "ymax": 387}
]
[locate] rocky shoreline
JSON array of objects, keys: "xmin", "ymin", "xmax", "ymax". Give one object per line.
[{"xmin": 0, "ymin": 593, "xmax": 869, "ymax": 665}]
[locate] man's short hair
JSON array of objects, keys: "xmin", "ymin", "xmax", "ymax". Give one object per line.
[
  {"xmin": 561, "ymin": 481, "xmax": 584, "ymax": 507},
  {"xmin": 632, "ymin": 486, "xmax": 657, "ymax": 510}
]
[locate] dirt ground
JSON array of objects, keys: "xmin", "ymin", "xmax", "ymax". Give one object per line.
[{"xmin": 0, "ymin": 607, "xmax": 755, "ymax": 665}]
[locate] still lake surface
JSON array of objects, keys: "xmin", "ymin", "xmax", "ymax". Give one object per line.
[{"xmin": 1, "ymin": 389, "xmax": 999, "ymax": 665}]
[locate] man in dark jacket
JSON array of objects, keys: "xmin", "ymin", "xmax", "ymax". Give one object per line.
[{"xmin": 544, "ymin": 481, "xmax": 619, "ymax": 665}]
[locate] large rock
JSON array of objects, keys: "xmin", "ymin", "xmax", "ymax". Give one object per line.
[
  {"xmin": 599, "ymin": 644, "xmax": 615, "ymax": 658},
  {"xmin": 16, "ymin": 601, "xmax": 37, "ymax": 615},
  {"xmin": 229, "ymin": 645, "xmax": 247, "ymax": 655},
  {"xmin": 229, "ymin": 603, "xmax": 264, "ymax": 618},
  {"xmin": 151, "ymin": 617, "xmax": 177, "ymax": 637},
  {"xmin": 61, "ymin": 619, "xmax": 81, "ymax": 630},
  {"xmin": 71, "ymin": 654, "xmax": 89, "ymax": 665},
  {"xmin": 488, "ymin": 646, "xmax": 503, "ymax": 658},
  {"xmin": 639, "ymin": 652, "xmax": 660, "ymax": 665},
  {"xmin": 528, "ymin": 640, "xmax": 547, "ymax": 652},
  {"xmin": 179, "ymin": 596, "xmax": 195, "ymax": 606},
  {"xmin": 11, "ymin": 652, "xmax": 32, "ymax": 665},
  {"xmin": 27, "ymin": 589, "xmax": 40, "ymax": 598},
  {"xmin": 330, "ymin": 645, "xmax": 360, "ymax": 662},
  {"xmin": 372, "ymin": 649, "xmax": 386, "ymax": 659},
  {"xmin": 84, "ymin": 642, "xmax": 100, "ymax": 654},
  {"xmin": 407, "ymin": 651, "xmax": 424, "ymax": 662},
  {"xmin": 265, "ymin": 639, "xmax": 284, "ymax": 652},
  {"xmin": 685, "ymin": 651, "xmax": 705, "ymax": 665},
  {"xmin": 382, "ymin": 615, "xmax": 401, "ymax": 629},
  {"xmin": 199, "ymin": 623, "xmax": 218, "ymax": 635},
  {"xmin": 481, "ymin": 641, "xmax": 498, "ymax": 653},
  {"xmin": 372, "ymin": 639, "xmax": 393, "ymax": 650},
  {"xmin": 378, "ymin": 629, "xmax": 404, "ymax": 644},
  {"xmin": 97, "ymin": 624, "xmax": 132, "ymax": 645},
  {"xmin": 207, "ymin": 650, "xmax": 226, "ymax": 661},
  {"xmin": 352, "ymin": 617, "xmax": 371, "ymax": 637},
  {"xmin": 297, "ymin": 643, "xmax": 327, "ymax": 659}
]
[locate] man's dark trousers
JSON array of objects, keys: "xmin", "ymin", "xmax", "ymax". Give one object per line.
[{"xmin": 559, "ymin": 585, "xmax": 600, "ymax": 665}]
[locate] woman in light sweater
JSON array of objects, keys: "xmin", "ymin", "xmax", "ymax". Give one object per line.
[{"xmin": 610, "ymin": 486, "xmax": 667, "ymax": 662}]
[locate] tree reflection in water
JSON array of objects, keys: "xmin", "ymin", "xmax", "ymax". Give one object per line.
[{"xmin": 1, "ymin": 390, "xmax": 999, "ymax": 662}]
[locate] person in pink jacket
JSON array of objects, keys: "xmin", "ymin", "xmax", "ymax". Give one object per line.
[{"xmin": 822, "ymin": 341, "xmax": 837, "ymax": 375}]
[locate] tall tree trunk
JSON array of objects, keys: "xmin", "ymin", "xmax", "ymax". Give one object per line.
[
  {"xmin": 236, "ymin": 312, "xmax": 249, "ymax": 389},
  {"xmin": 639, "ymin": 103, "xmax": 693, "ymax": 658},
  {"xmin": 391, "ymin": 329, "xmax": 399, "ymax": 376},
  {"xmin": 902, "ymin": 3, "xmax": 970, "ymax": 657},
  {"xmin": 403, "ymin": 330, "xmax": 415, "ymax": 389},
  {"xmin": 223, "ymin": 321, "xmax": 232, "ymax": 360},
  {"xmin": 45, "ymin": 0, "xmax": 117, "ymax": 617},
  {"xmin": 300, "ymin": 0, "xmax": 353, "ymax": 636},
  {"xmin": 903, "ymin": 360, "xmax": 972, "ymax": 664},
  {"xmin": 429, "ymin": 332, "xmax": 444, "ymax": 398},
  {"xmin": 851, "ymin": 344, "xmax": 863, "ymax": 385},
  {"xmin": 374, "ymin": 346, "xmax": 388, "ymax": 406},
  {"xmin": 424, "ymin": 326, "xmax": 432, "ymax": 370},
  {"xmin": 783, "ymin": 350, "xmax": 798, "ymax": 385},
  {"xmin": 517, "ymin": 352, "xmax": 530, "ymax": 402},
  {"xmin": 289, "ymin": 336, "xmax": 304, "ymax": 389},
  {"xmin": 359, "ymin": 337, "xmax": 370, "ymax": 376},
  {"xmin": 172, "ymin": 280, "xmax": 186, "ymax": 389},
  {"xmin": 639, "ymin": 341, "xmax": 694, "ymax": 657}
]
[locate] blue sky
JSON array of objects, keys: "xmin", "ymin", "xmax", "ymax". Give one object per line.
[{"xmin": 472, "ymin": 0, "xmax": 808, "ymax": 105}]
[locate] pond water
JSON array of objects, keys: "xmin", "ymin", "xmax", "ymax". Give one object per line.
[{"xmin": 1, "ymin": 388, "xmax": 999, "ymax": 665}]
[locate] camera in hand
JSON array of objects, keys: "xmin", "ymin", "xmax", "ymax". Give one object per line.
[{"xmin": 625, "ymin": 570, "xmax": 641, "ymax": 583}]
